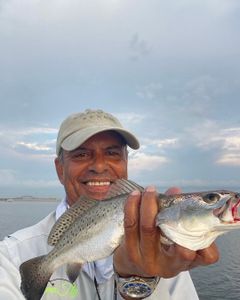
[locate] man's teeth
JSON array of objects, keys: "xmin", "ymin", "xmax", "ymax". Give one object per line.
[{"xmin": 86, "ymin": 181, "xmax": 110, "ymax": 186}]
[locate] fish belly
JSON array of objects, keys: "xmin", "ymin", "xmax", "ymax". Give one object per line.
[{"xmin": 50, "ymin": 211, "xmax": 124, "ymax": 270}]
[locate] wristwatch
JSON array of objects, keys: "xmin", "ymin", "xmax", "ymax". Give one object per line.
[{"xmin": 115, "ymin": 273, "xmax": 160, "ymax": 299}]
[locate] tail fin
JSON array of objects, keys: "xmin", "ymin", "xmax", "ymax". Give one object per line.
[{"xmin": 20, "ymin": 255, "xmax": 53, "ymax": 300}]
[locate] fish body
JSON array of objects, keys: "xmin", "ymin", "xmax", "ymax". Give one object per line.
[
  {"xmin": 20, "ymin": 180, "xmax": 240, "ymax": 300},
  {"xmin": 46, "ymin": 195, "xmax": 125, "ymax": 268}
]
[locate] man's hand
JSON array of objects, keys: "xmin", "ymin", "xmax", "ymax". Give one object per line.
[{"xmin": 113, "ymin": 186, "xmax": 219, "ymax": 278}]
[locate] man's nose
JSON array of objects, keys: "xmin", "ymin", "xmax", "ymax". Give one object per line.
[{"xmin": 89, "ymin": 154, "xmax": 108, "ymax": 173}]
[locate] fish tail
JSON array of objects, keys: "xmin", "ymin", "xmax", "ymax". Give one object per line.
[{"xmin": 20, "ymin": 255, "xmax": 53, "ymax": 300}]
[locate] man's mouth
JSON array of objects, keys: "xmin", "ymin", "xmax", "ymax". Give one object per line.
[
  {"xmin": 85, "ymin": 181, "xmax": 111, "ymax": 186},
  {"xmin": 81, "ymin": 180, "xmax": 114, "ymax": 200}
]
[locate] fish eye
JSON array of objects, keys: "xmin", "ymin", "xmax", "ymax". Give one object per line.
[
  {"xmin": 235, "ymin": 193, "xmax": 240, "ymax": 199},
  {"xmin": 202, "ymin": 193, "xmax": 220, "ymax": 204}
]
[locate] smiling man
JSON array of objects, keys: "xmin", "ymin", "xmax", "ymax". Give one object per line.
[
  {"xmin": 55, "ymin": 131, "xmax": 129, "ymax": 204},
  {"xmin": 0, "ymin": 109, "xmax": 219, "ymax": 300}
]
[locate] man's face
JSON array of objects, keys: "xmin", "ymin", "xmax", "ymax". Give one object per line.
[{"xmin": 55, "ymin": 131, "xmax": 128, "ymax": 206}]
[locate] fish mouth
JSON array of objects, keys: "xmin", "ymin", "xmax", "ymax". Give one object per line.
[
  {"xmin": 232, "ymin": 198, "xmax": 240, "ymax": 221},
  {"xmin": 214, "ymin": 196, "xmax": 240, "ymax": 223}
]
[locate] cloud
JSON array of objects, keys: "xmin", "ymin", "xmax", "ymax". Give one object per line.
[
  {"xmin": 0, "ymin": 0, "xmax": 239, "ymax": 196},
  {"xmin": 12, "ymin": 141, "xmax": 56, "ymax": 161},
  {"xmin": 0, "ymin": 168, "xmax": 59, "ymax": 188},
  {"xmin": 15, "ymin": 142, "xmax": 52, "ymax": 152},
  {"xmin": 142, "ymin": 137, "xmax": 179, "ymax": 149},
  {"xmin": 205, "ymin": 128, "xmax": 240, "ymax": 166},
  {"xmin": 184, "ymin": 120, "xmax": 219, "ymax": 148},
  {"xmin": 156, "ymin": 178, "xmax": 240, "ymax": 189},
  {"xmin": 221, "ymin": 129, "xmax": 240, "ymax": 151},
  {"xmin": 128, "ymin": 151, "xmax": 169, "ymax": 176},
  {"xmin": 202, "ymin": 0, "xmax": 240, "ymax": 17},
  {"xmin": 0, "ymin": 126, "xmax": 57, "ymax": 139},
  {"xmin": 129, "ymin": 33, "xmax": 151, "ymax": 61},
  {"xmin": 171, "ymin": 0, "xmax": 240, "ymax": 16},
  {"xmin": 186, "ymin": 123, "xmax": 240, "ymax": 166},
  {"xmin": 216, "ymin": 153, "xmax": 240, "ymax": 166},
  {"xmin": 214, "ymin": 130, "xmax": 240, "ymax": 165},
  {"xmin": 174, "ymin": 75, "xmax": 236, "ymax": 121},
  {"xmin": 136, "ymin": 82, "xmax": 163, "ymax": 100},
  {"xmin": 180, "ymin": 75, "xmax": 218, "ymax": 115},
  {"xmin": 0, "ymin": 169, "xmax": 18, "ymax": 185},
  {"xmin": 0, "ymin": 126, "xmax": 57, "ymax": 160},
  {"xmin": 115, "ymin": 112, "xmax": 145, "ymax": 126}
]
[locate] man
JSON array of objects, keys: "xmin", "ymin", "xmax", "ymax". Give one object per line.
[{"xmin": 0, "ymin": 109, "xmax": 219, "ymax": 299}]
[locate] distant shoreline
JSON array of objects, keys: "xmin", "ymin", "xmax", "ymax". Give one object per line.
[{"xmin": 0, "ymin": 197, "xmax": 60, "ymax": 203}]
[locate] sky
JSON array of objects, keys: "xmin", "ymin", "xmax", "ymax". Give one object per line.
[{"xmin": 0, "ymin": 0, "xmax": 240, "ymax": 197}]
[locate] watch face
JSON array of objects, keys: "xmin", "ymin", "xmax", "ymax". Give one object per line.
[{"xmin": 122, "ymin": 282, "xmax": 151, "ymax": 298}]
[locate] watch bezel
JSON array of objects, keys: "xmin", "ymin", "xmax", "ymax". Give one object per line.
[{"xmin": 117, "ymin": 275, "xmax": 160, "ymax": 299}]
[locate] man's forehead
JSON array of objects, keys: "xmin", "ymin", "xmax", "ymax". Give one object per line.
[{"xmin": 77, "ymin": 130, "xmax": 127, "ymax": 148}]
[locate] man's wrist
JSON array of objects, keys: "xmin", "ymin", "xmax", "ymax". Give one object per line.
[{"xmin": 114, "ymin": 268, "xmax": 160, "ymax": 299}]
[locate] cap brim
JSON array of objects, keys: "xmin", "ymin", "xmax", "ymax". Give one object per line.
[{"xmin": 61, "ymin": 126, "xmax": 140, "ymax": 152}]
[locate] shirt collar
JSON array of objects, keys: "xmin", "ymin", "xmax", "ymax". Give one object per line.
[{"xmin": 55, "ymin": 197, "xmax": 68, "ymax": 220}]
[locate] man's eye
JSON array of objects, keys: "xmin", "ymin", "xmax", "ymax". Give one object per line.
[
  {"xmin": 106, "ymin": 150, "xmax": 121, "ymax": 158},
  {"xmin": 72, "ymin": 152, "xmax": 90, "ymax": 159},
  {"xmin": 108, "ymin": 151, "xmax": 118, "ymax": 155}
]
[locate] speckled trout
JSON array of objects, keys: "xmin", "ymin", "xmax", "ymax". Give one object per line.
[{"xmin": 20, "ymin": 179, "xmax": 240, "ymax": 300}]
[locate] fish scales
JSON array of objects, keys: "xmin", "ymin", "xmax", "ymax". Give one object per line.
[
  {"xmin": 50, "ymin": 196, "xmax": 125, "ymax": 264},
  {"xmin": 20, "ymin": 179, "xmax": 240, "ymax": 300}
]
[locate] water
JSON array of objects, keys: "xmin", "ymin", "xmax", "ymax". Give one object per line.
[
  {"xmin": 0, "ymin": 200, "xmax": 58, "ymax": 239},
  {"xmin": 0, "ymin": 200, "xmax": 240, "ymax": 300},
  {"xmin": 191, "ymin": 230, "xmax": 240, "ymax": 300}
]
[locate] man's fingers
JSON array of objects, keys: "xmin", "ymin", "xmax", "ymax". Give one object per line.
[
  {"xmin": 165, "ymin": 187, "xmax": 182, "ymax": 196},
  {"xmin": 140, "ymin": 186, "xmax": 158, "ymax": 244},
  {"xmin": 123, "ymin": 190, "xmax": 141, "ymax": 262},
  {"xmin": 190, "ymin": 242, "xmax": 219, "ymax": 268},
  {"xmin": 138, "ymin": 186, "xmax": 161, "ymax": 274}
]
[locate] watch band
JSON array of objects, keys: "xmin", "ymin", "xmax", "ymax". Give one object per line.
[{"xmin": 115, "ymin": 272, "xmax": 160, "ymax": 299}]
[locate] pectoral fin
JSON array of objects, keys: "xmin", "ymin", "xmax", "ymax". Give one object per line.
[{"xmin": 66, "ymin": 263, "xmax": 82, "ymax": 283}]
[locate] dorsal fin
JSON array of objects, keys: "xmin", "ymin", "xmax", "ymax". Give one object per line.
[
  {"xmin": 105, "ymin": 179, "xmax": 144, "ymax": 199},
  {"xmin": 48, "ymin": 196, "xmax": 98, "ymax": 246}
]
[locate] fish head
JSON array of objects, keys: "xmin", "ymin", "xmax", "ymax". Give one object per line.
[{"xmin": 156, "ymin": 190, "xmax": 240, "ymax": 250}]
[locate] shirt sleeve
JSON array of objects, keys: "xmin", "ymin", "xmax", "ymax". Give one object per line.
[
  {"xmin": 166, "ymin": 271, "xmax": 199, "ymax": 300},
  {"xmin": 0, "ymin": 241, "xmax": 25, "ymax": 300}
]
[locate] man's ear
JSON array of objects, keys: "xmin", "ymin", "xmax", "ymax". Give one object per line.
[{"xmin": 55, "ymin": 157, "xmax": 64, "ymax": 185}]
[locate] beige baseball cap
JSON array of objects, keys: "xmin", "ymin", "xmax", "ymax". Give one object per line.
[{"xmin": 56, "ymin": 109, "xmax": 140, "ymax": 155}]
